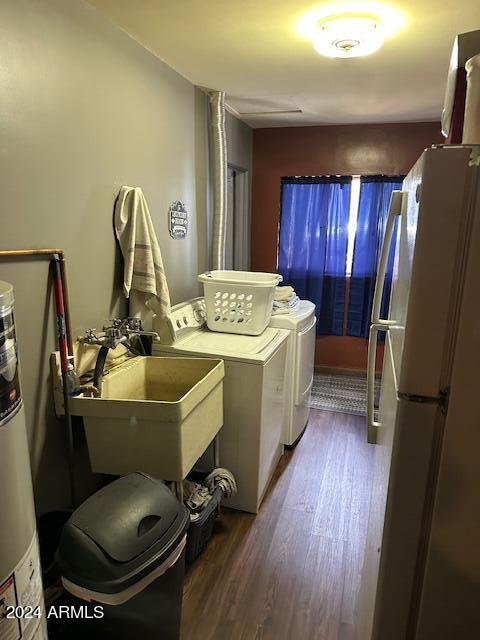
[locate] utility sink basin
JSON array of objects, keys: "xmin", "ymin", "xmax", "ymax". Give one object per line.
[{"xmin": 72, "ymin": 356, "xmax": 224, "ymax": 481}]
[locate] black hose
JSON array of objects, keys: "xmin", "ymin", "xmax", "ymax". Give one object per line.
[
  {"xmin": 136, "ymin": 334, "xmax": 147, "ymax": 355},
  {"xmin": 126, "ymin": 334, "xmax": 146, "ymax": 357},
  {"xmin": 93, "ymin": 345, "xmax": 110, "ymax": 397}
]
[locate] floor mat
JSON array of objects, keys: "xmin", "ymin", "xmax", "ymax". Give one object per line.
[{"xmin": 310, "ymin": 372, "xmax": 381, "ymax": 416}]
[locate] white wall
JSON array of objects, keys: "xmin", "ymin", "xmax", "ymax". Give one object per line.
[{"xmin": 226, "ymin": 110, "xmax": 253, "ymax": 172}]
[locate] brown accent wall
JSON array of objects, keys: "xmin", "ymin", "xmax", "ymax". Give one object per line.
[{"xmin": 251, "ymin": 122, "xmax": 443, "ymax": 370}]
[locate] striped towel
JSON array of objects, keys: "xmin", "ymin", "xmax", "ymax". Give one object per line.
[{"xmin": 114, "ymin": 186, "xmax": 171, "ymax": 318}]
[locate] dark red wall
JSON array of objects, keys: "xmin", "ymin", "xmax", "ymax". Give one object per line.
[{"xmin": 251, "ymin": 122, "xmax": 443, "ymax": 370}]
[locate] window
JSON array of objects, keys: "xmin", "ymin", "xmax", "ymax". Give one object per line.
[
  {"xmin": 346, "ymin": 175, "xmax": 404, "ymax": 337},
  {"xmin": 278, "ymin": 174, "xmax": 404, "ymax": 338},
  {"xmin": 345, "ymin": 176, "xmax": 361, "ymax": 276},
  {"xmin": 278, "ymin": 176, "xmax": 352, "ymax": 335}
]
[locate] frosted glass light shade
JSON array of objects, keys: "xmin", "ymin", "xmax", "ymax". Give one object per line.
[{"xmin": 313, "ymin": 16, "xmax": 384, "ymax": 58}]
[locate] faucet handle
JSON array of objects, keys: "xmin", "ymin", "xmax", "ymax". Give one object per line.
[
  {"xmin": 82, "ymin": 328, "xmax": 98, "ymax": 341},
  {"xmin": 108, "ymin": 318, "xmax": 124, "ymax": 329},
  {"xmin": 126, "ymin": 317, "xmax": 144, "ymax": 332},
  {"xmin": 104, "ymin": 326, "xmax": 122, "ymax": 340},
  {"xmin": 107, "ymin": 318, "xmax": 143, "ymax": 334}
]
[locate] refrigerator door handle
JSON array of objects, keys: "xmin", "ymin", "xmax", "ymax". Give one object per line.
[
  {"xmin": 367, "ymin": 323, "xmax": 388, "ymax": 443},
  {"xmin": 367, "ymin": 191, "xmax": 405, "ymax": 444},
  {"xmin": 371, "ymin": 190, "xmax": 406, "ymax": 326}
]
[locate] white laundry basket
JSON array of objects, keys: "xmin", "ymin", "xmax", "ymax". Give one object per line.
[{"xmin": 198, "ymin": 270, "xmax": 282, "ymax": 335}]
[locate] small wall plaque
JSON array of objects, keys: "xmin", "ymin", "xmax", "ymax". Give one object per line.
[{"xmin": 168, "ymin": 200, "xmax": 188, "ymax": 239}]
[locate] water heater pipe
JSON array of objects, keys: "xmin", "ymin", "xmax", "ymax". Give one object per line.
[{"xmin": 209, "ymin": 90, "xmax": 228, "ymax": 270}]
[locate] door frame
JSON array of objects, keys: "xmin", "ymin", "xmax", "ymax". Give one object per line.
[{"xmin": 227, "ymin": 163, "xmax": 250, "ymax": 270}]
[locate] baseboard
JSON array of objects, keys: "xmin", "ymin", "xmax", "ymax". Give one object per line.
[
  {"xmin": 314, "ymin": 365, "xmax": 381, "ymax": 379},
  {"xmin": 314, "ymin": 366, "xmax": 366, "ymax": 377}
]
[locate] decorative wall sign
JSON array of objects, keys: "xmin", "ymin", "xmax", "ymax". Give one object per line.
[{"xmin": 168, "ymin": 200, "xmax": 188, "ymax": 239}]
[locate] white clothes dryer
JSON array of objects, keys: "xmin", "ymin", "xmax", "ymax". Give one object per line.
[
  {"xmin": 153, "ymin": 298, "xmax": 288, "ymax": 514},
  {"xmin": 269, "ymin": 301, "xmax": 316, "ymax": 446}
]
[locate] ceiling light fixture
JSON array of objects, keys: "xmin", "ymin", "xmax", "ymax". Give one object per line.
[
  {"xmin": 313, "ymin": 14, "xmax": 384, "ymax": 58},
  {"xmin": 296, "ymin": 3, "xmax": 405, "ymax": 59}
]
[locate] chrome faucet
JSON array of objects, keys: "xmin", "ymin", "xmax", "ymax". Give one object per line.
[
  {"xmin": 82, "ymin": 318, "xmax": 158, "ymax": 348},
  {"xmin": 80, "ymin": 318, "xmax": 159, "ymax": 397}
]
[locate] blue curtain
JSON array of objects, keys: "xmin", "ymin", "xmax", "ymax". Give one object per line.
[
  {"xmin": 346, "ymin": 176, "xmax": 404, "ymax": 338},
  {"xmin": 278, "ymin": 177, "xmax": 351, "ymax": 335}
]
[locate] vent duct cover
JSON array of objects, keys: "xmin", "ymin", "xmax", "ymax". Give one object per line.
[{"xmin": 226, "ymin": 96, "xmax": 302, "ymax": 116}]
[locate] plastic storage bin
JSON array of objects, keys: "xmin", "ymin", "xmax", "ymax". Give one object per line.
[
  {"xmin": 198, "ymin": 270, "xmax": 282, "ymax": 336},
  {"xmin": 56, "ymin": 473, "xmax": 189, "ymax": 640},
  {"xmin": 185, "ymin": 485, "xmax": 223, "ymax": 564}
]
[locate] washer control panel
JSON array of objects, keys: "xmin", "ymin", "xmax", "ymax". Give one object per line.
[
  {"xmin": 154, "ymin": 297, "xmax": 206, "ymax": 344},
  {"xmin": 171, "ymin": 298, "xmax": 206, "ymax": 332}
]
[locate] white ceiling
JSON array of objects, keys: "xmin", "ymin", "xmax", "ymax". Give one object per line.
[{"xmin": 87, "ymin": 0, "xmax": 480, "ymax": 127}]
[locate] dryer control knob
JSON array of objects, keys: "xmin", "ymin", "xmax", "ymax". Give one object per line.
[{"xmin": 193, "ymin": 308, "xmax": 206, "ymax": 322}]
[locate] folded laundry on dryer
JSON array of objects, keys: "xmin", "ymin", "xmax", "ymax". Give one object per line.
[
  {"xmin": 273, "ymin": 286, "xmax": 299, "ymax": 314},
  {"xmin": 274, "ymin": 285, "xmax": 295, "ymax": 301}
]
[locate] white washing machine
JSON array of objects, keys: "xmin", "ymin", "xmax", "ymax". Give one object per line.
[
  {"xmin": 153, "ymin": 298, "xmax": 288, "ymax": 514},
  {"xmin": 269, "ymin": 300, "xmax": 316, "ymax": 446}
]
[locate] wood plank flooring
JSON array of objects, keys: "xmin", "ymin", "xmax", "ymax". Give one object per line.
[{"xmin": 181, "ymin": 410, "xmax": 374, "ymax": 640}]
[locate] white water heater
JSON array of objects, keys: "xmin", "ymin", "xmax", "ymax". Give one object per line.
[{"xmin": 0, "ymin": 281, "xmax": 47, "ymax": 639}]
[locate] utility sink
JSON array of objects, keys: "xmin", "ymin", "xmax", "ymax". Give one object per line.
[{"xmin": 72, "ymin": 356, "xmax": 224, "ymax": 482}]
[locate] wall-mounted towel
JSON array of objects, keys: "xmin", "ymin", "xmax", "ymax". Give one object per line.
[{"xmin": 114, "ymin": 186, "xmax": 171, "ymax": 321}]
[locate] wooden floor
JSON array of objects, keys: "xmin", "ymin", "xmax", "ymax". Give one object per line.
[{"xmin": 181, "ymin": 410, "xmax": 374, "ymax": 640}]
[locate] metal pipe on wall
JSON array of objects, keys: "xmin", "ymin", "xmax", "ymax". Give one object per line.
[{"xmin": 209, "ymin": 90, "xmax": 228, "ymax": 270}]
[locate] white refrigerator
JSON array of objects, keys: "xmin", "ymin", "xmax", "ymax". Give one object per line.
[{"xmin": 358, "ymin": 145, "xmax": 480, "ymax": 639}]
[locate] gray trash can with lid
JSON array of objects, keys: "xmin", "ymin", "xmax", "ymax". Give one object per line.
[{"xmin": 56, "ymin": 472, "xmax": 189, "ymax": 640}]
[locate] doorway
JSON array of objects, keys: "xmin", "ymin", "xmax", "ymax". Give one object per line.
[{"xmin": 225, "ymin": 166, "xmax": 250, "ymax": 270}]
